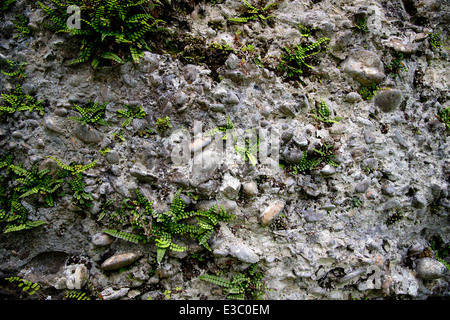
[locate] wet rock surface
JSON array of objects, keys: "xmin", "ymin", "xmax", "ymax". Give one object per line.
[{"xmin": 0, "ymin": 0, "xmax": 448, "ymax": 301}]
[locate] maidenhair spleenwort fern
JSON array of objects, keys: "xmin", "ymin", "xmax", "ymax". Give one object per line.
[
  {"xmin": 437, "ymin": 107, "xmax": 450, "ymax": 130},
  {"xmin": 278, "ymin": 37, "xmax": 330, "ymax": 78},
  {"xmin": 311, "ymin": 100, "xmax": 343, "ymax": 125},
  {"xmin": 0, "ymin": 156, "xmax": 46, "ymax": 234},
  {"xmin": 228, "ymin": 0, "xmax": 280, "ymax": 24},
  {"xmin": 10, "ymin": 164, "xmax": 63, "ymax": 207},
  {"xmin": 5, "ymin": 277, "xmax": 41, "ymax": 296},
  {"xmin": 69, "ymin": 101, "xmax": 110, "ymax": 127},
  {"xmin": 285, "ymin": 142, "xmax": 339, "ymax": 174},
  {"xmin": 38, "ymin": 0, "xmax": 164, "ymax": 67},
  {"xmin": 102, "ymin": 189, "xmax": 234, "ymax": 263},
  {"xmin": 199, "ymin": 263, "xmax": 268, "ymax": 300},
  {"xmin": 117, "ymin": 104, "xmax": 146, "ymax": 128},
  {"xmin": 49, "ymin": 157, "xmax": 97, "ymax": 207},
  {"xmin": 0, "ymin": 84, "xmax": 44, "ymax": 118}
]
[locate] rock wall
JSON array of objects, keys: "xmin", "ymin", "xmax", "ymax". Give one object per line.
[{"xmin": 0, "ymin": 0, "xmax": 449, "ymax": 300}]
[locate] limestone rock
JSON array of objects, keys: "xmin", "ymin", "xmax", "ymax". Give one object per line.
[
  {"xmin": 73, "ymin": 124, "xmax": 102, "ymax": 144},
  {"xmin": 92, "ymin": 232, "xmax": 115, "ymax": 247},
  {"xmin": 100, "ymin": 253, "xmax": 140, "ymax": 271},
  {"xmin": 416, "ymin": 258, "xmax": 447, "ymax": 280},
  {"xmin": 220, "ymin": 173, "xmax": 241, "ymax": 200},
  {"xmin": 374, "ymin": 89, "xmax": 403, "ymax": 112},
  {"xmin": 260, "ymin": 200, "xmax": 285, "ymax": 227},
  {"xmin": 342, "ymin": 49, "xmax": 385, "ymax": 85}
]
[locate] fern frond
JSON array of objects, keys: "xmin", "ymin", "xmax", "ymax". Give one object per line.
[{"xmin": 102, "ymin": 229, "xmax": 146, "ymax": 244}]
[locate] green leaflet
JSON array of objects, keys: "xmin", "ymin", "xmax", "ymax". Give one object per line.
[
  {"xmin": 117, "ymin": 104, "xmax": 146, "ymax": 127},
  {"xmin": 38, "ymin": 0, "xmax": 163, "ymax": 67},
  {"xmin": 5, "ymin": 277, "xmax": 40, "ymax": 296},
  {"xmin": 69, "ymin": 101, "xmax": 109, "ymax": 127},
  {"xmin": 278, "ymin": 37, "xmax": 330, "ymax": 78},
  {"xmin": 101, "ymin": 189, "xmax": 234, "ymax": 264},
  {"xmin": 228, "ymin": 0, "xmax": 278, "ymax": 24},
  {"xmin": 311, "ymin": 100, "xmax": 343, "ymax": 125},
  {"xmin": 0, "ymin": 84, "xmax": 44, "ymax": 117},
  {"xmin": 199, "ymin": 263, "xmax": 268, "ymax": 300}
]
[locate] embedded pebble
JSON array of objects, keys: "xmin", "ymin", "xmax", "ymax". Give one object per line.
[
  {"xmin": 100, "ymin": 253, "xmax": 140, "ymax": 271},
  {"xmin": 260, "ymin": 200, "xmax": 285, "ymax": 226}
]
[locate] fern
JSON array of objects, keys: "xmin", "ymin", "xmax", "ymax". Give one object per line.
[
  {"xmin": 5, "ymin": 277, "xmax": 40, "ymax": 296},
  {"xmin": 49, "ymin": 157, "xmax": 97, "ymax": 207},
  {"xmin": 12, "ymin": 14, "xmax": 31, "ymax": 39},
  {"xmin": 38, "ymin": 0, "xmax": 164, "ymax": 67},
  {"xmin": 228, "ymin": 0, "xmax": 279, "ymax": 24},
  {"xmin": 117, "ymin": 104, "xmax": 146, "ymax": 127},
  {"xmin": 1, "ymin": 0, "xmax": 16, "ymax": 11},
  {"xmin": 0, "ymin": 59, "xmax": 27, "ymax": 80},
  {"xmin": 69, "ymin": 101, "xmax": 109, "ymax": 127},
  {"xmin": 429, "ymin": 32, "xmax": 442, "ymax": 50},
  {"xmin": 3, "ymin": 220, "xmax": 46, "ymax": 234},
  {"xmin": 102, "ymin": 229, "xmax": 147, "ymax": 244},
  {"xmin": 65, "ymin": 291, "xmax": 91, "ymax": 300},
  {"xmin": 278, "ymin": 37, "xmax": 330, "ymax": 78},
  {"xmin": 234, "ymin": 129, "xmax": 259, "ymax": 167},
  {"xmin": 103, "ymin": 189, "xmax": 234, "ymax": 264},
  {"xmin": 199, "ymin": 263, "xmax": 267, "ymax": 300},
  {"xmin": 285, "ymin": 142, "xmax": 339, "ymax": 175},
  {"xmin": 437, "ymin": 107, "xmax": 450, "ymax": 130},
  {"xmin": 312, "ymin": 142, "xmax": 340, "ymax": 167},
  {"xmin": 311, "ymin": 100, "xmax": 343, "ymax": 125},
  {"xmin": 156, "ymin": 116, "xmax": 172, "ymax": 133},
  {"xmin": 199, "ymin": 274, "xmax": 231, "ymax": 288},
  {"xmin": 290, "ymin": 150, "xmax": 321, "ymax": 174},
  {"xmin": 0, "ymin": 84, "xmax": 44, "ymax": 117},
  {"xmin": 10, "ymin": 164, "xmax": 62, "ymax": 206}
]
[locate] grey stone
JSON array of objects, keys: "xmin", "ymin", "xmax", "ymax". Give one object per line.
[
  {"xmin": 381, "ymin": 183, "xmax": 396, "ymax": 196},
  {"xmin": 225, "ymin": 53, "xmax": 240, "ymax": 70},
  {"xmin": 184, "ymin": 64, "xmax": 199, "ymax": 84},
  {"xmin": 100, "ymin": 253, "xmax": 140, "ymax": 271},
  {"xmin": 320, "ymin": 164, "xmax": 336, "ymax": 176},
  {"xmin": 303, "ymin": 209, "xmax": 323, "ymax": 223},
  {"xmin": 220, "ymin": 173, "xmax": 241, "ymax": 199},
  {"xmin": 346, "ymin": 92, "xmax": 362, "ymax": 103},
  {"xmin": 54, "ymin": 108, "xmax": 68, "ymax": 117},
  {"xmin": 92, "ymin": 232, "xmax": 115, "ymax": 247},
  {"xmin": 355, "ymin": 178, "xmax": 371, "ymax": 193},
  {"xmin": 45, "ymin": 117, "xmax": 64, "ymax": 134},
  {"xmin": 229, "ymin": 244, "xmax": 259, "ymax": 264},
  {"xmin": 412, "ymin": 194, "xmax": 427, "ymax": 209},
  {"xmin": 363, "ymin": 129, "xmax": 376, "ymax": 144},
  {"xmin": 416, "ymin": 258, "xmax": 447, "ymax": 280},
  {"xmin": 242, "ymin": 181, "xmax": 258, "ymax": 198},
  {"xmin": 362, "ymin": 158, "xmax": 379, "ymax": 170},
  {"xmin": 73, "ymin": 124, "xmax": 102, "ymax": 144},
  {"xmin": 136, "ymin": 51, "xmax": 159, "ymax": 73},
  {"xmin": 374, "ymin": 89, "xmax": 403, "ymax": 112},
  {"xmin": 105, "ymin": 151, "xmax": 120, "ymax": 164},
  {"xmin": 64, "ymin": 264, "xmax": 88, "ymax": 290},
  {"xmin": 392, "ymin": 129, "xmax": 409, "ymax": 149},
  {"xmin": 260, "ymin": 200, "xmax": 285, "ymax": 226},
  {"xmin": 130, "ymin": 164, "xmax": 158, "ymax": 183},
  {"xmin": 101, "ymin": 287, "xmax": 130, "ymax": 300},
  {"xmin": 342, "ymin": 49, "xmax": 385, "ymax": 85},
  {"xmin": 384, "ymin": 37, "xmax": 418, "ymax": 54}
]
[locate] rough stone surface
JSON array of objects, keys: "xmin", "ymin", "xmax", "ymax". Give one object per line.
[
  {"xmin": 342, "ymin": 49, "xmax": 385, "ymax": 85},
  {"xmin": 416, "ymin": 258, "xmax": 447, "ymax": 280},
  {"xmin": 100, "ymin": 253, "xmax": 140, "ymax": 271},
  {"xmin": 0, "ymin": 0, "xmax": 449, "ymax": 302},
  {"xmin": 374, "ymin": 89, "xmax": 403, "ymax": 112}
]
